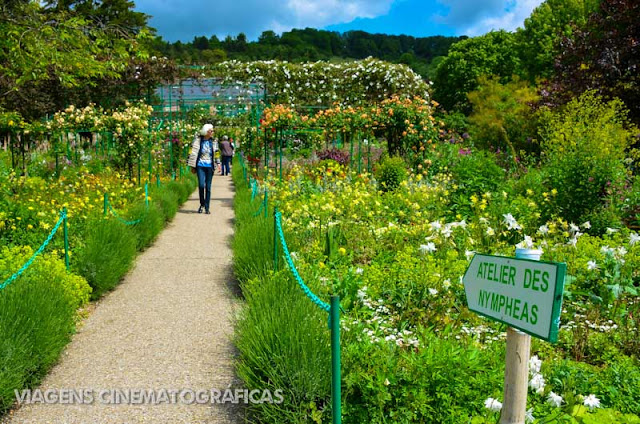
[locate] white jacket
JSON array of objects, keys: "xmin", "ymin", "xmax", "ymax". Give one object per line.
[{"xmin": 187, "ymin": 134, "xmax": 219, "ymax": 168}]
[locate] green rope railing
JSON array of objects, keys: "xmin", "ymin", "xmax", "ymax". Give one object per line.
[
  {"xmin": 107, "ymin": 201, "xmax": 143, "ymax": 226},
  {"xmin": 1, "ymin": 209, "xmax": 67, "ymax": 290},
  {"xmin": 103, "ymin": 186, "xmax": 148, "ymax": 226},
  {"xmin": 275, "ymin": 211, "xmax": 330, "ymax": 313}
]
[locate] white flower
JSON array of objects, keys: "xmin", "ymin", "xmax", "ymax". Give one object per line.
[
  {"xmin": 290, "ymin": 252, "xmax": 298, "ymax": 260},
  {"xmin": 429, "ymin": 220, "xmax": 442, "ymax": 231},
  {"xmin": 442, "ymin": 279, "xmax": 451, "ymax": 289},
  {"xmin": 582, "ymin": 221, "xmax": 591, "ymax": 229},
  {"xmin": 529, "ymin": 355, "xmax": 542, "ymax": 374},
  {"xmin": 419, "ymin": 242, "xmax": 437, "ymax": 254},
  {"xmin": 630, "ymin": 232, "xmax": 640, "ymax": 246},
  {"xmin": 486, "ymin": 227, "xmax": 495, "ymax": 236},
  {"xmin": 525, "ymin": 408, "xmax": 535, "ymax": 423},
  {"xmin": 587, "ymin": 260, "xmax": 598, "ymax": 270},
  {"xmin": 465, "ymin": 250, "xmax": 475, "ymax": 260},
  {"xmin": 606, "ymin": 227, "xmax": 619, "ymax": 234},
  {"xmin": 355, "ymin": 267, "xmax": 364, "ymax": 275},
  {"xmin": 570, "ymin": 223, "xmax": 580, "ymax": 234},
  {"xmin": 503, "ymin": 213, "xmax": 522, "ymax": 230},
  {"xmin": 538, "ymin": 224, "xmax": 549, "ymax": 235},
  {"xmin": 529, "ymin": 373, "xmax": 545, "ymax": 394},
  {"xmin": 583, "ymin": 394, "xmax": 600, "ymax": 410},
  {"xmin": 428, "ymin": 288, "xmax": 438, "ymax": 296},
  {"xmin": 484, "ymin": 398, "xmax": 502, "ymax": 412},
  {"xmin": 517, "ymin": 235, "xmax": 534, "ymax": 249},
  {"xmin": 547, "ymin": 391, "xmax": 563, "ymax": 408}
]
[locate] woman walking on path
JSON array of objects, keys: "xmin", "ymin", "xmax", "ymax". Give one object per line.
[
  {"xmin": 187, "ymin": 124, "xmax": 217, "ymax": 214},
  {"xmin": 219, "ymin": 135, "xmax": 234, "ymax": 176}
]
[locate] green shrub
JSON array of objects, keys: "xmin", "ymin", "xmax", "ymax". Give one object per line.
[
  {"xmin": 375, "ymin": 156, "xmax": 407, "ymax": 192},
  {"xmin": 449, "ymin": 150, "xmax": 505, "ymax": 218},
  {"xmin": 545, "ymin": 356, "xmax": 640, "ymax": 416},
  {"xmin": 0, "ymin": 246, "xmax": 90, "ymax": 413},
  {"xmin": 468, "ymin": 75, "xmax": 540, "ymax": 158},
  {"xmin": 235, "ymin": 272, "xmax": 331, "ymax": 423},
  {"xmin": 539, "ymin": 91, "xmax": 637, "ymax": 224},
  {"xmin": 343, "ymin": 329, "xmax": 504, "ymax": 423},
  {"xmin": 231, "ymin": 161, "xmax": 274, "ymax": 284},
  {"xmin": 72, "ymin": 218, "xmax": 137, "ymax": 299},
  {"xmin": 129, "ymin": 202, "xmax": 164, "ymax": 250},
  {"xmin": 166, "ymin": 180, "xmax": 190, "ymax": 204},
  {"xmin": 152, "ymin": 188, "xmax": 179, "ymax": 222}
]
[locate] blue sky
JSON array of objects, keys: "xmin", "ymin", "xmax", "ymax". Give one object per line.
[{"xmin": 134, "ymin": 0, "xmax": 545, "ymax": 43}]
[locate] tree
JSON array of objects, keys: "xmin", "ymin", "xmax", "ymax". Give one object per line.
[
  {"xmin": 516, "ymin": 0, "xmax": 599, "ymax": 81},
  {"xmin": 467, "ymin": 76, "xmax": 540, "ymax": 160},
  {"xmin": 432, "ymin": 30, "xmax": 524, "ymax": 113},
  {"xmin": 0, "ymin": 0, "xmax": 171, "ymax": 119},
  {"xmin": 193, "ymin": 36, "xmax": 209, "ymax": 50},
  {"xmin": 547, "ymin": 0, "xmax": 640, "ymax": 125}
]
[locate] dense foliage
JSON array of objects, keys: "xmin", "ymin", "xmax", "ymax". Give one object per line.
[{"xmin": 152, "ymin": 28, "xmax": 465, "ymax": 79}]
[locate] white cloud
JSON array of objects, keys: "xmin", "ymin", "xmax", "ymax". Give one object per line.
[
  {"xmin": 461, "ymin": 0, "xmax": 543, "ymax": 35},
  {"xmin": 287, "ymin": 0, "xmax": 392, "ymax": 27},
  {"xmin": 434, "ymin": 0, "xmax": 543, "ymax": 36},
  {"xmin": 136, "ymin": 0, "xmax": 395, "ymax": 41}
]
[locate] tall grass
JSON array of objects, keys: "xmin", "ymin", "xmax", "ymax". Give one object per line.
[
  {"xmin": 232, "ymin": 163, "xmax": 276, "ymax": 284},
  {"xmin": 235, "ymin": 273, "xmax": 331, "ymax": 423},
  {"xmin": 72, "ymin": 218, "xmax": 137, "ymax": 299},
  {"xmin": 0, "ymin": 175, "xmax": 196, "ymax": 417},
  {"xmin": 232, "ymin": 158, "xmax": 333, "ymax": 422},
  {"xmin": 0, "ymin": 250, "xmax": 87, "ymax": 413}
]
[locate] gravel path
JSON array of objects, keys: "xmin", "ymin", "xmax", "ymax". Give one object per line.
[{"xmin": 4, "ymin": 175, "xmax": 244, "ymax": 424}]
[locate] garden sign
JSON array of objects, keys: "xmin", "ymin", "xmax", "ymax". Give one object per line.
[{"xmin": 463, "ymin": 253, "xmax": 567, "ymax": 342}]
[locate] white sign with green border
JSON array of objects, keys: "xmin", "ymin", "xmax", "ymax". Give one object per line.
[{"xmin": 463, "ymin": 254, "xmax": 567, "ymax": 342}]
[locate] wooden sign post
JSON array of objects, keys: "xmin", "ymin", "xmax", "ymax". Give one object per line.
[{"xmin": 463, "ymin": 248, "xmax": 566, "ymax": 424}]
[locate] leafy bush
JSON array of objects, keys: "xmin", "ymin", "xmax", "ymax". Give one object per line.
[
  {"xmin": 539, "ymin": 91, "xmax": 637, "ymax": 225},
  {"xmin": 0, "ymin": 246, "xmax": 91, "ymax": 413},
  {"xmin": 72, "ymin": 218, "xmax": 137, "ymax": 299},
  {"xmin": 449, "ymin": 150, "xmax": 505, "ymax": 218},
  {"xmin": 316, "ymin": 148, "xmax": 350, "ymax": 166},
  {"xmin": 375, "ymin": 156, "xmax": 407, "ymax": 192},
  {"xmin": 343, "ymin": 329, "xmax": 505, "ymax": 423},
  {"xmin": 467, "ymin": 75, "xmax": 540, "ymax": 159}
]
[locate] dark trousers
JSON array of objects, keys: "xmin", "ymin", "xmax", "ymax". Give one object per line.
[
  {"xmin": 196, "ymin": 166, "xmax": 213, "ymax": 210},
  {"xmin": 221, "ymin": 156, "xmax": 232, "ymax": 175}
]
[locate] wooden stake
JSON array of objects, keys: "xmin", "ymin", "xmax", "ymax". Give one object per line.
[{"xmin": 501, "ymin": 327, "xmax": 531, "ymax": 424}]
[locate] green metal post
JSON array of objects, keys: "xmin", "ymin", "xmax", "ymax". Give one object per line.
[
  {"xmin": 264, "ymin": 128, "xmax": 268, "ymax": 169},
  {"xmin": 63, "ymin": 207, "xmax": 69, "ymax": 270},
  {"xmin": 273, "ymin": 206, "xmax": 278, "ymax": 270},
  {"xmin": 145, "ymin": 183, "xmax": 149, "ymax": 207},
  {"xmin": 368, "ymin": 137, "xmax": 372, "ymax": 173},
  {"xmin": 103, "ymin": 193, "xmax": 108, "ymax": 216},
  {"xmin": 138, "ymin": 155, "xmax": 141, "ymax": 185},
  {"xmin": 358, "ymin": 135, "xmax": 362, "ymax": 174},
  {"xmin": 350, "ymin": 133, "xmax": 354, "ymax": 169},
  {"xmin": 330, "ymin": 295, "xmax": 342, "ymax": 424},
  {"xmin": 156, "ymin": 173, "xmax": 160, "ymax": 188},
  {"xmin": 279, "ymin": 131, "xmax": 283, "ymax": 182},
  {"xmin": 264, "ymin": 190, "xmax": 268, "ymax": 218}
]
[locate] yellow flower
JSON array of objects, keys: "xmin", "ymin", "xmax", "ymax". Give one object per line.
[{"xmin": 338, "ymin": 247, "xmax": 347, "ymax": 255}]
